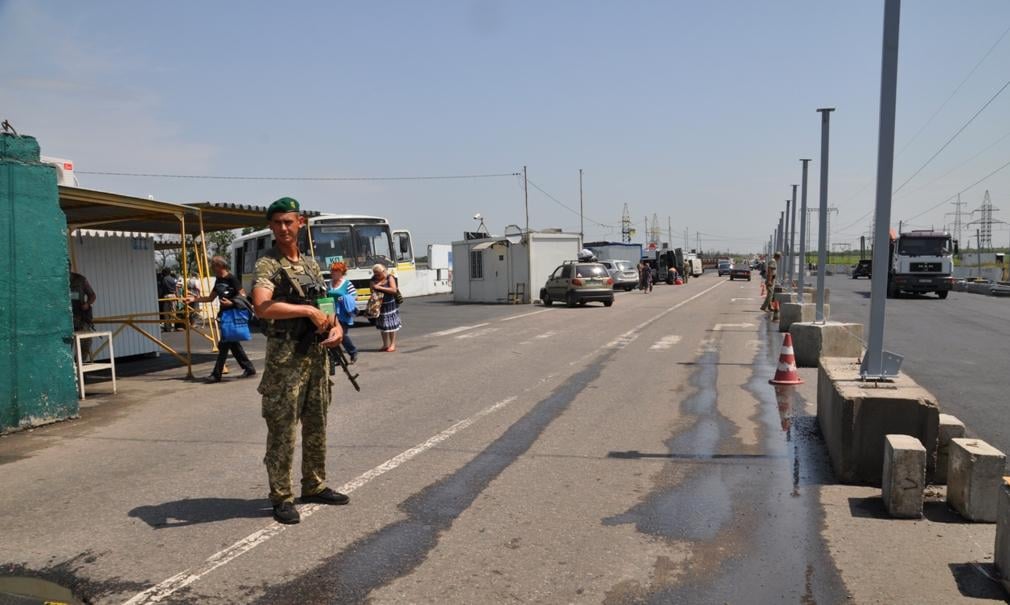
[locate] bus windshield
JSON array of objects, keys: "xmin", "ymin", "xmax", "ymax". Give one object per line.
[
  {"xmin": 354, "ymin": 225, "xmax": 394, "ymax": 268},
  {"xmin": 311, "ymin": 225, "xmax": 356, "ymax": 268}
]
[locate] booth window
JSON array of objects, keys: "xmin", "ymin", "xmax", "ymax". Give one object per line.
[{"xmin": 470, "ymin": 250, "xmax": 484, "ymax": 279}]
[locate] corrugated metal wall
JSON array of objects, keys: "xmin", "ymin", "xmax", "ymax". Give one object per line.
[{"xmin": 70, "ymin": 232, "xmax": 160, "ymax": 358}]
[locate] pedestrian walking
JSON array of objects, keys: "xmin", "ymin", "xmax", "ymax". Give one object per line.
[
  {"xmin": 251, "ymin": 197, "xmax": 348, "ymax": 525},
  {"xmin": 370, "ymin": 264, "xmax": 401, "ymax": 352},
  {"xmin": 328, "ymin": 261, "xmax": 358, "ymax": 364},
  {"xmin": 639, "ymin": 261, "xmax": 653, "ymax": 293},
  {"xmin": 761, "ymin": 251, "xmax": 781, "ymax": 312},
  {"xmin": 185, "ymin": 256, "xmax": 257, "ymax": 383}
]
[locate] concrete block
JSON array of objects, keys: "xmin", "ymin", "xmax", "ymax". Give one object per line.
[
  {"xmin": 817, "ymin": 357, "xmax": 940, "ymax": 485},
  {"xmin": 935, "ymin": 414, "xmax": 966, "ymax": 485},
  {"xmin": 790, "ymin": 322, "xmax": 863, "ymax": 367},
  {"xmin": 994, "ymin": 478, "xmax": 1010, "ymax": 594},
  {"xmin": 774, "ymin": 292, "xmax": 797, "ymax": 306},
  {"xmin": 947, "ymin": 438, "xmax": 1007, "ymax": 522},
  {"xmin": 881, "ymin": 434, "xmax": 926, "ymax": 518},
  {"xmin": 779, "ymin": 302, "xmax": 830, "ymax": 332},
  {"xmin": 799, "ymin": 287, "xmax": 830, "ymax": 304}
]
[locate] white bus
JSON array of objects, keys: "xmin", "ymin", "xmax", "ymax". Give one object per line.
[{"xmin": 231, "ymin": 214, "xmax": 414, "ymax": 310}]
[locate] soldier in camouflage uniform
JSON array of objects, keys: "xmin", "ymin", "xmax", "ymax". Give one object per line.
[{"xmin": 252, "ymin": 197, "xmax": 349, "ymax": 524}]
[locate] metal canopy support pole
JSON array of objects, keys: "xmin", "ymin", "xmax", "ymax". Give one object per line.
[
  {"xmin": 815, "ymin": 108, "xmax": 834, "ymax": 322},
  {"xmin": 798, "ymin": 160, "xmax": 811, "ymax": 294},
  {"xmin": 789, "ymin": 185, "xmax": 798, "ymax": 287},
  {"xmin": 860, "ymin": 0, "xmax": 903, "ymax": 380},
  {"xmin": 179, "ymin": 213, "xmax": 193, "ymax": 379}
]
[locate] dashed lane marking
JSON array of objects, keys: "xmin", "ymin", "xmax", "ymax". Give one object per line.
[
  {"xmin": 649, "ymin": 335, "xmax": 682, "ymax": 351},
  {"xmin": 456, "ymin": 327, "xmax": 499, "ymax": 340},
  {"xmin": 430, "ymin": 323, "xmax": 489, "ymax": 337},
  {"xmin": 498, "ymin": 309, "xmax": 550, "ymax": 322},
  {"xmin": 712, "ymin": 323, "xmax": 755, "ymax": 331}
]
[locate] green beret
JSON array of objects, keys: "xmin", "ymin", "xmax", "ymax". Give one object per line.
[{"xmin": 266, "ymin": 197, "xmax": 300, "ymax": 219}]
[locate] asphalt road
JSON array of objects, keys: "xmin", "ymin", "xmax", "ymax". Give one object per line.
[
  {"xmin": 824, "ymin": 275, "xmax": 1010, "ymax": 457},
  {"xmin": 3, "ymin": 272, "xmax": 1002, "ymax": 603}
]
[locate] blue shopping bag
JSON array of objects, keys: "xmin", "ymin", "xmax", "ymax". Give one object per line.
[{"xmin": 219, "ymin": 307, "xmax": 252, "ymax": 342}]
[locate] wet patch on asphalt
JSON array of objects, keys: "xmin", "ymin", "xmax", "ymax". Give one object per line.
[
  {"xmin": 251, "ymin": 350, "xmax": 616, "ymax": 604},
  {"xmin": 0, "ymin": 552, "xmax": 149, "ymax": 605},
  {"xmin": 602, "ymin": 318, "xmax": 849, "ymax": 604}
]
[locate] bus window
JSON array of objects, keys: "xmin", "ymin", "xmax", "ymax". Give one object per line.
[
  {"xmin": 311, "ymin": 225, "xmax": 355, "ymax": 268},
  {"xmin": 393, "ymin": 231, "xmax": 413, "ymax": 263},
  {"xmin": 355, "ymin": 225, "xmax": 394, "ymax": 268},
  {"xmin": 243, "ymin": 239, "xmax": 258, "ymax": 275}
]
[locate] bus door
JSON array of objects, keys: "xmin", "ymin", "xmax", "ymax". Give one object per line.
[{"xmin": 392, "ymin": 230, "xmax": 414, "ymax": 271}]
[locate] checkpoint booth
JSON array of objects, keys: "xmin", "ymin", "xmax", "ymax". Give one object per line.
[{"xmin": 58, "ymin": 187, "xmax": 308, "ymax": 385}]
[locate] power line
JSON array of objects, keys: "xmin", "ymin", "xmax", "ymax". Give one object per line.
[
  {"xmin": 891, "ymin": 77, "xmax": 1010, "ymax": 196},
  {"xmin": 76, "ymin": 170, "xmax": 521, "ymax": 182},
  {"xmin": 894, "ymin": 23, "xmax": 1010, "ymax": 157},
  {"xmin": 833, "ymin": 25, "xmax": 1010, "ymax": 209},
  {"xmin": 903, "ymin": 157, "xmax": 1010, "ymax": 223},
  {"xmin": 525, "ymin": 179, "xmax": 618, "ymax": 228}
]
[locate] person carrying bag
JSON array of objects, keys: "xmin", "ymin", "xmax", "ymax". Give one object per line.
[{"xmin": 184, "ymin": 256, "xmax": 257, "ymax": 382}]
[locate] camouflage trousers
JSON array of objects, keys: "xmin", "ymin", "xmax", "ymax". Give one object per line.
[{"xmin": 259, "ymin": 338, "xmax": 333, "ymax": 505}]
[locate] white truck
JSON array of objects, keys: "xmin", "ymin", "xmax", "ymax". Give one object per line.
[{"xmin": 888, "ymin": 229, "xmax": 956, "ymax": 299}]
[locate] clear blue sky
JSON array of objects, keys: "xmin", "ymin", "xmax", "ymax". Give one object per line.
[{"xmin": 2, "ymin": 1, "xmax": 1009, "ymax": 253}]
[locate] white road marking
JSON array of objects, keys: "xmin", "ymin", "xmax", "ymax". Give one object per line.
[
  {"xmin": 697, "ymin": 337, "xmax": 717, "ymax": 353},
  {"xmin": 649, "ymin": 335, "xmax": 682, "ymax": 351},
  {"xmin": 430, "ymin": 323, "xmax": 489, "ymax": 337},
  {"xmin": 498, "ymin": 309, "xmax": 550, "ymax": 322},
  {"xmin": 534, "ymin": 331, "xmax": 557, "ymax": 340},
  {"xmin": 456, "ymin": 327, "xmax": 499, "ymax": 339},
  {"xmin": 122, "ymin": 396, "xmax": 520, "ymax": 605},
  {"xmin": 730, "ymin": 297, "xmax": 755, "ymax": 302},
  {"xmin": 712, "ymin": 322, "xmax": 754, "ymax": 331}
]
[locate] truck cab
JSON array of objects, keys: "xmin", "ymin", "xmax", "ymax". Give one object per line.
[{"xmin": 888, "ymin": 230, "xmax": 956, "ymax": 299}]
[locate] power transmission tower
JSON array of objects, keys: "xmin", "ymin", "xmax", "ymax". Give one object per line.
[
  {"xmin": 621, "ymin": 204, "xmax": 629, "ymax": 243},
  {"xmin": 968, "ymin": 190, "xmax": 1000, "ymax": 250},
  {"xmin": 807, "ymin": 206, "xmax": 838, "ymax": 254},
  {"xmin": 967, "ymin": 189, "xmax": 1003, "ymax": 252},
  {"xmin": 649, "ymin": 213, "xmax": 661, "ymax": 246}
]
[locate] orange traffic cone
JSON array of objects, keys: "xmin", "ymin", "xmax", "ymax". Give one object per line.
[{"xmin": 769, "ymin": 333, "xmax": 803, "ymax": 385}]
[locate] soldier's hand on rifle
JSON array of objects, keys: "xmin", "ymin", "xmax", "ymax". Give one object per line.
[
  {"xmin": 307, "ymin": 307, "xmax": 330, "ymax": 332},
  {"xmin": 320, "ymin": 322, "xmax": 343, "ymax": 347}
]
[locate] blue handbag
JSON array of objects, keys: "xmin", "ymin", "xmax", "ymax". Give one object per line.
[{"xmin": 219, "ymin": 307, "xmax": 252, "ymax": 342}]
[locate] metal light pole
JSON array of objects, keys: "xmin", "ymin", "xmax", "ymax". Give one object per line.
[
  {"xmin": 784, "ymin": 198, "xmax": 792, "ymax": 287},
  {"xmin": 815, "ymin": 108, "xmax": 834, "ymax": 322},
  {"xmin": 789, "ymin": 184, "xmax": 798, "ymax": 287},
  {"xmin": 578, "ymin": 168, "xmax": 584, "ymax": 241},
  {"xmin": 798, "ymin": 161, "xmax": 811, "ymax": 295},
  {"xmin": 777, "ymin": 212, "xmax": 785, "ymax": 284},
  {"xmin": 861, "ymin": 0, "xmax": 902, "ymax": 379}
]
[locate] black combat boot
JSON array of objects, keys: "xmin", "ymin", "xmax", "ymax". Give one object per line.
[{"xmin": 272, "ymin": 501, "xmax": 300, "ymax": 524}]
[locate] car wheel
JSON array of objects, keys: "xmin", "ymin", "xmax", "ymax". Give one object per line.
[
  {"xmin": 603, "ymin": 299, "xmax": 613, "ymax": 307},
  {"xmin": 542, "ymin": 291, "xmax": 552, "ymax": 306},
  {"xmin": 566, "ymin": 292, "xmax": 577, "ymax": 308}
]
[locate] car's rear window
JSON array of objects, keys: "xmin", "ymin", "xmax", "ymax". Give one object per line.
[
  {"xmin": 576, "ymin": 265, "xmax": 607, "ymax": 277},
  {"xmin": 614, "ymin": 261, "xmax": 632, "ymax": 271}
]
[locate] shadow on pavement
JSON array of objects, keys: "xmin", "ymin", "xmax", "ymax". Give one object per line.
[
  {"xmin": 129, "ymin": 498, "xmax": 270, "ymax": 528},
  {"xmin": 948, "ymin": 562, "xmax": 1008, "ymax": 601}
]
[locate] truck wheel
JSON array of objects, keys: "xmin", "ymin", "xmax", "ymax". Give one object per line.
[
  {"xmin": 886, "ymin": 281, "xmax": 897, "ymax": 299},
  {"xmin": 566, "ymin": 292, "xmax": 577, "ymax": 308},
  {"xmin": 937, "ymin": 291, "xmax": 948, "ymax": 300},
  {"xmin": 603, "ymin": 299, "xmax": 613, "ymax": 307}
]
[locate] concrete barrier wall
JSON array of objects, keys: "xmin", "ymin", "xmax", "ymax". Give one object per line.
[{"xmin": 400, "ymin": 269, "xmax": 452, "ymax": 298}]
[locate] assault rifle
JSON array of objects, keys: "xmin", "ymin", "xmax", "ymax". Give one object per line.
[
  {"xmin": 275, "ymin": 264, "xmax": 361, "ymax": 392},
  {"xmin": 327, "ymin": 345, "xmax": 360, "ymax": 392}
]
